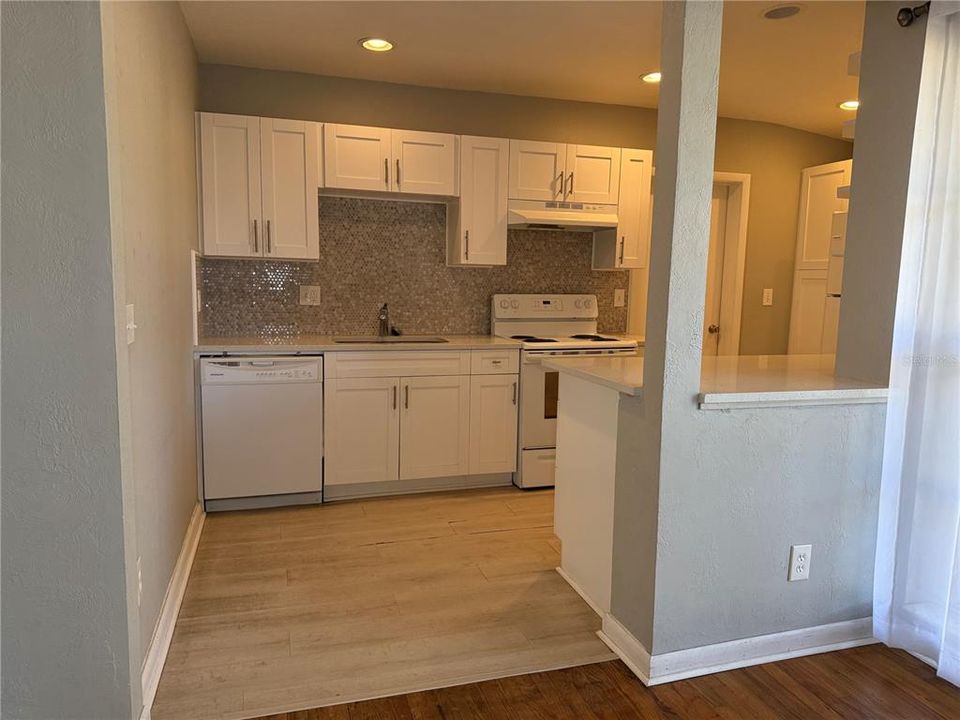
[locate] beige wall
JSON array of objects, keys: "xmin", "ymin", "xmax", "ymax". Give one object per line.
[
  {"xmin": 101, "ymin": 0, "xmax": 200, "ymax": 670},
  {"xmin": 198, "ymin": 63, "xmax": 851, "ymax": 354}
]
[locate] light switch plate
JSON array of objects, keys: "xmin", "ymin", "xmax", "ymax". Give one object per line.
[
  {"xmin": 299, "ymin": 286, "xmax": 322, "ymax": 306},
  {"xmin": 614, "ymin": 289, "xmax": 626, "ymax": 308},
  {"xmin": 125, "ymin": 304, "xmax": 137, "ymax": 345},
  {"xmin": 762, "ymin": 288, "xmax": 774, "ymax": 306}
]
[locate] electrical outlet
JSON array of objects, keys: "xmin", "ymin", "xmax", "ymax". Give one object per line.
[
  {"xmin": 614, "ymin": 289, "xmax": 626, "ymax": 308},
  {"xmin": 299, "ymin": 285, "xmax": 322, "ymax": 306},
  {"xmin": 762, "ymin": 288, "xmax": 774, "ymax": 306},
  {"xmin": 125, "ymin": 304, "xmax": 137, "ymax": 344},
  {"xmin": 137, "ymin": 556, "xmax": 143, "ymax": 607},
  {"xmin": 788, "ymin": 544, "xmax": 812, "ymax": 581}
]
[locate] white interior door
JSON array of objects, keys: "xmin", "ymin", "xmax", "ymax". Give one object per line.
[
  {"xmin": 200, "ymin": 113, "xmax": 262, "ymax": 257},
  {"xmin": 324, "ymin": 377, "xmax": 400, "ymax": 486},
  {"xmin": 565, "ymin": 145, "xmax": 621, "ymax": 204},
  {"xmin": 457, "ymin": 136, "xmax": 508, "ymax": 265},
  {"xmin": 400, "ymin": 375, "xmax": 470, "ymax": 480},
  {"xmin": 323, "ymin": 123, "xmax": 392, "ymax": 192},
  {"xmin": 260, "ymin": 118, "xmax": 320, "ymax": 260},
  {"xmin": 468, "ymin": 374, "xmax": 518, "ymax": 474},
  {"xmin": 617, "ymin": 148, "xmax": 654, "ymax": 268},
  {"xmin": 703, "ymin": 185, "xmax": 729, "ymax": 355},
  {"xmin": 392, "ymin": 130, "xmax": 457, "ymax": 195},
  {"xmin": 508, "ymin": 140, "xmax": 565, "ymax": 201}
]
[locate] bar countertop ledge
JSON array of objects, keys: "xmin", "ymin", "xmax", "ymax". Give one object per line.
[{"xmin": 543, "ymin": 352, "xmax": 889, "ymax": 409}]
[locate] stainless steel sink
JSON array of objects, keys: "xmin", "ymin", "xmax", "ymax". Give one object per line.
[{"xmin": 333, "ymin": 336, "xmax": 449, "ymax": 344}]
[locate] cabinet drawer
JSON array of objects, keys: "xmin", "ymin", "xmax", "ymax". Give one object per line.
[
  {"xmin": 325, "ymin": 351, "xmax": 471, "ymax": 379},
  {"xmin": 471, "ymin": 349, "xmax": 519, "ymax": 375}
]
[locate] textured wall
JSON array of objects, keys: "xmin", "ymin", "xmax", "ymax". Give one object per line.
[
  {"xmin": 1, "ymin": 2, "xmax": 136, "ymax": 717},
  {"xmin": 100, "ymin": 0, "xmax": 200, "ymax": 672},
  {"xmin": 199, "ymin": 197, "xmax": 630, "ymax": 337},
  {"xmin": 198, "ymin": 63, "xmax": 852, "ymax": 353}
]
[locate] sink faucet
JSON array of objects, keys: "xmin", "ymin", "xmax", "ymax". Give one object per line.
[{"xmin": 378, "ymin": 303, "xmax": 390, "ymax": 336}]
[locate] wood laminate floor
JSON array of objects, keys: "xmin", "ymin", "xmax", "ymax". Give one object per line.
[
  {"xmin": 151, "ymin": 487, "xmax": 614, "ymax": 720},
  {"xmin": 248, "ymin": 646, "xmax": 960, "ymax": 720}
]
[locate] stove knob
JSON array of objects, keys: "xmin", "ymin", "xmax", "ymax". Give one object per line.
[
  {"xmin": 584, "ymin": 298, "xmax": 593, "ymax": 309},
  {"xmin": 574, "ymin": 299, "xmax": 583, "ymax": 309},
  {"xmin": 510, "ymin": 299, "xmax": 520, "ymax": 309},
  {"xmin": 499, "ymin": 299, "xmax": 510, "ymax": 309}
]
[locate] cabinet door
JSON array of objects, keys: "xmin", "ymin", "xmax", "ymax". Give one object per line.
[
  {"xmin": 399, "ymin": 376, "xmax": 470, "ymax": 480},
  {"xmin": 392, "ymin": 130, "xmax": 457, "ymax": 196},
  {"xmin": 260, "ymin": 118, "xmax": 320, "ymax": 260},
  {"xmin": 469, "ymin": 374, "xmax": 518, "ymax": 475},
  {"xmin": 508, "ymin": 140, "xmax": 565, "ymax": 201},
  {"xmin": 324, "ymin": 377, "xmax": 400, "ymax": 486},
  {"xmin": 617, "ymin": 148, "xmax": 653, "ymax": 268},
  {"xmin": 455, "ymin": 136, "xmax": 508, "ymax": 266},
  {"xmin": 199, "ymin": 113, "xmax": 262, "ymax": 257},
  {"xmin": 565, "ymin": 145, "xmax": 621, "ymax": 204},
  {"xmin": 323, "ymin": 124, "xmax": 392, "ymax": 192}
]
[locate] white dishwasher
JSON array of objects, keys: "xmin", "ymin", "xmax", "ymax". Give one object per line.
[{"xmin": 201, "ymin": 356, "xmax": 323, "ymax": 509}]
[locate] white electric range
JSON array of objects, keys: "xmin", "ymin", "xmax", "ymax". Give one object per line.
[{"xmin": 492, "ymin": 294, "xmax": 639, "ymax": 488}]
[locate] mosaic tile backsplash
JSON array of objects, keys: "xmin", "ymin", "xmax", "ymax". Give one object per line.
[{"xmin": 199, "ymin": 197, "xmax": 630, "ymax": 338}]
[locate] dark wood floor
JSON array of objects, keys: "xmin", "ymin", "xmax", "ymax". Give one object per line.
[{"xmin": 251, "ymin": 645, "xmax": 960, "ymax": 720}]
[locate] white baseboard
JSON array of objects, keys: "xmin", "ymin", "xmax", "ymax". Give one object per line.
[
  {"xmin": 555, "ymin": 566, "xmax": 604, "ymax": 617},
  {"xmin": 600, "ymin": 614, "xmax": 877, "ymax": 687},
  {"xmin": 139, "ymin": 503, "xmax": 205, "ymax": 720}
]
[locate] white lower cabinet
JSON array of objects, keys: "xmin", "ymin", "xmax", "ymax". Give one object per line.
[
  {"xmin": 399, "ymin": 375, "xmax": 471, "ymax": 480},
  {"xmin": 324, "ymin": 377, "xmax": 400, "ymax": 486},
  {"xmin": 469, "ymin": 374, "xmax": 518, "ymax": 475}
]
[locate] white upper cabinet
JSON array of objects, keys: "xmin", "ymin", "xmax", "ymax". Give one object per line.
[
  {"xmin": 592, "ymin": 148, "xmax": 653, "ymax": 270},
  {"xmin": 399, "ymin": 375, "xmax": 471, "ymax": 481},
  {"xmin": 508, "ymin": 140, "xmax": 565, "ymax": 201},
  {"xmin": 448, "ymin": 136, "xmax": 509, "ymax": 266},
  {"xmin": 392, "ymin": 130, "xmax": 458, "ymax": 195},
  {"xmin": 324, "ymin": 125, "xmax": 457, "ymax": 196},
  {"xmin": 200, "ymin": 113, "xmax": 263, "ymax": 258},
  {"xmin": 564, "ymin": 145, "xmax": 621, "ymax": 204},
  {"xmin": 199, "ymin": 112, "xmax": 320, "ymax": 260},
  {"xmin": 468, "ymin": 374, "xmax": 518, "ymax": 475},
  {"xmin": 323, "ymin": 124, "xmax": 392, "ymax": 192},
  {"xmin": 260, "ymin": 118, "xmax": 320, "ymax": 260}
]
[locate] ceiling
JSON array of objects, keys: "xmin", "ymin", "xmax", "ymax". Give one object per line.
[{"xmin": 180, "ymin": 1, "xmax": 864, "ymax": 138}]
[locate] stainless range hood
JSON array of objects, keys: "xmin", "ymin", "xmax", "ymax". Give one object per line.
[{"xmin": 507, "ymin": 199, "xmax": 618, "ymax": 232}]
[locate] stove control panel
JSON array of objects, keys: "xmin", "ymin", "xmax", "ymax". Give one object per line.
[{"xmin": 492, "ymin": 294, "xmax": 597, "ymax": 319}]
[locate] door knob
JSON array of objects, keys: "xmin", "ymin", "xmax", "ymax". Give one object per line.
[{"xmin": 708, "ymin": 324, "xmax": 720, "ymax": 334}]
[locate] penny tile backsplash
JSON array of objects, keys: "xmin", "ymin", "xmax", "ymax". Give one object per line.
[{"xmin": 199, "ymin": 196, "xmax": 630, "ymax": 338}]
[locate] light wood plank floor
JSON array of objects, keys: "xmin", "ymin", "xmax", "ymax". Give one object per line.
[{"xmin": 151, "ymin": 487, "xmax": 614, "ymax": 720}]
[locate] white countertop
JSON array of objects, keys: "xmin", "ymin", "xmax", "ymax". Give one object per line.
[
  {"xmin": 543, "ymin": 352, "xmax": 889, "ymax": 408},
  {"xmin": 195, "ymin": 334, "xmax": 521, "ymax": 354}
]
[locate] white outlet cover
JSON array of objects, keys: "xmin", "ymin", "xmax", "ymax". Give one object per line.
[
  {"xmin": 788, "ymin": 544, "xmax": 812, "ymax": 581},
  {"xmin": 299, "ymin": 285, "xmax": 322, "ymax": 306},
  {"xmin": 614, "ymin": 289, "xmax": 626, "ymax": 307},
  {"xmin": 125, "ymin": 304, "xmax": 137, "ymax": 345},
  {"xmin": 762, "ymin": 288, "xmax": 774, "ymax": 306}
]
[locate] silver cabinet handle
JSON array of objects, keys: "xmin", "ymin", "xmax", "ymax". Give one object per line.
[
  {"xmin": 619, "ymin": 236, "xmax": 625, "ymax": 265},
  {"xmin": 396, "ymin": 158, "xmax": 401, "ymax": 187},
  {"xmin": 465, "ymin": 229, "xmax": 470, "ymax": 260},
  {"xmin": 558, "ymin": 172, "xmax": 565, "ymax": 197},
  {"xmin": 404, "ymin": 385, "xmax": 409, "ymax": 409},
  {"xmin": 512, "ymin": 381, "xmax": 517, "ymax": 405},
  {"xmin": 384, "ymin": 158, "xmax": 389, "ymax": 186},
  {"xmin": 568, "ymin": 172, "xmax": 574, "ymax": 197},
  {"xmin": 266, "ymin": 219, "xmax": 272, "ymax": 254},
  {"xmin": 252, "ymin": 219, "xmax": 259, "ymax": 253},
  {"xmin": 393, "ymin": 385, "xmax": 397, "ymax": 410}
]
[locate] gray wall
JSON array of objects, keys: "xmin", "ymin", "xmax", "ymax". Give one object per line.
[
  {"xmin": 1, "ymin": 2, "xmax": 137, "ymax": 717},
  {"xmin": 836, "ymin": 1, "xmax": 928, "ymax": 384},
  {"xmin": 198, "ymin": 64, "xmax": 853, "ymax": 354},
  {"xmin": 100, "ymin": 0, "xmax": 201, "ymax": 670}
]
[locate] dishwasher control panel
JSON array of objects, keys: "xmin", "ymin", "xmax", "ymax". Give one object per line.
[{"xmin": 201, "ymin": 356, "xmax": 323, "ymax": 385}]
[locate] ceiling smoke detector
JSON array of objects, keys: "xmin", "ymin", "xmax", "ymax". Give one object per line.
[{"xmin": 763, "ymin": 4, "xmax": 802, "ymax": 20}]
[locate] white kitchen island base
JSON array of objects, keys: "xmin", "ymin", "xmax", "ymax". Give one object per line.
[{"xmin": 554, "ymin": 371, "xmax": 621, "ymax": 615}]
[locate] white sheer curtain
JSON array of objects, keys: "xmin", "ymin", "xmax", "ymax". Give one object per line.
[{"xmin": 874, "ymin": 5, "xmax": 960, "ymax": 685}]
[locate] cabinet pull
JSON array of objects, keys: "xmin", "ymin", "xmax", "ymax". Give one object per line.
[
  {"xmin": 512, "ymin": 381, "xmax": 517, "ymax": 405},
  {"xmin": 266, "ymin": 220, "xmax": 272, "ymax": 254},
  {"xmin": 465, "ymin": 229, "xmax": 470, "ymax": 260},
  {"xmin": 619, "ymin": 236, "xmax": 625, "ymax": 265},
  {"xmin": 568, "ymin": 172, "xmax": 574, "ymax": 197},
  {"xmin": 396, "ymin": 158, "xmax": 401, "ymax": 187},
  {"xmin": 404, "ymin": 385, "xmax": 409, "ymax": 409},
  {"xmin": 557, "ymin": 172, "xmax": 565, "ymax": 197},
  {"xmin": 384, "ymin": 158, "xmax": 389, "ymax": 186},
  {"xmin": 252, "ymin": 219, "xmax": 259, "ymax": 253},
  {"xmin": 393, "ymin": 385, "xmax": 397, "ymax": 410}
]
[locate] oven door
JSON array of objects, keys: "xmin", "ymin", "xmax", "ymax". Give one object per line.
[{"xmin": 520, "ymin": 352, "xmax": 561, "ymax": 449}]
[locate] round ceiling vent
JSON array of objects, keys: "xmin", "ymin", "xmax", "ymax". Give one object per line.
[{"xmin": 763, "ymin": 4, "xmax": 802, "ymax": 20}]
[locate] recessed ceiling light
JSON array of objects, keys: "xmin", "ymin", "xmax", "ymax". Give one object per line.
[
  {"xmin": 359, "ymin": 37, "xmax": 393, "ymax": 53},
  {"xmin": 839, "ymin": 99, "xmax": 860, "ymax": 111},
  {"xmin": 763, "ymin": 4, "xmax": 802, "ymax": 20},
  {"xmin": 641, "ymin": 71, "xmax": 662, "ymax": 84}
]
